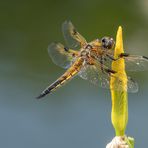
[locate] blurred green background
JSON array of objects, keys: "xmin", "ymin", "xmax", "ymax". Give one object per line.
[{"xmin": 1, "ymin": 0, "xmax": 148, "ymax": 147}]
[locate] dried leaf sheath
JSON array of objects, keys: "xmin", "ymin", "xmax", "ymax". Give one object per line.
[{"xmin": 110, "ymin": 26, "xmax": 128, "ymax": 136}]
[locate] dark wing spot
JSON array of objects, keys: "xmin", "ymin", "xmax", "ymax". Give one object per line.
[
  {"xmin": 143, "ymin": 56, "xmax": 148, "ymax": 60},
  {"xmin": 72, "ymin": 29, "xmax": 77, "ymax": 35},
  {"xmin": 64, "ymin": 47, "xmax": 69, "ymax": 52}
]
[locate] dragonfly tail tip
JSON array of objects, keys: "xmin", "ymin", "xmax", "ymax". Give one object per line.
[{"xmin": 36, "ymin": 93, "xmax": 46, "ymax": 99}]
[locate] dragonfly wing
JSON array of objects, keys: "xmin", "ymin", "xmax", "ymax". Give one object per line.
[
  {"xmin": 78, "ymin": 64, "xmax": 110, "ymax": 89},
  {"xmin": 110, "ymin": 72, "xmax": 138, "ymax": 93},
  {"xmin": 103, "ymin": 50, "xmax": 148, "ymax": 71},
  {"xmin": 48, "ymin": 42, "xmax": 78, "ymax": 69},
  {"xmin": 78, "ymin": 60, "xmax": 138, "ymax": 93},
  {"xmin": 62, "ymin": 20, "xmax": 87, "ymax": 50},
  {"xmin": 124, "ymin": 55, "xmax": 148, "ymax": 71}
]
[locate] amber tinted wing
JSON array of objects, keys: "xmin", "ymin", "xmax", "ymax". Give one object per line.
[
  {"xmin": 78, "ymin": 60, "xmax": 138, "ymax": 93},
  {"xmin": 48, "ymin": 42, "xmax": 78, "ymax": 69},
  {"xmin": 62, "ymin": 21, "xmax": 87, "ymax": 50}
]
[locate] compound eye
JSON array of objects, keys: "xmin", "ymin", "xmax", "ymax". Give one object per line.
[{"xmin": 101, "ymin": 37, "xmax": 106, "ymax": 43}]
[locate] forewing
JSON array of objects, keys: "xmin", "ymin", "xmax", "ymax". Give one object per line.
[
  {"xmin": 124, "ymin": 55, "xmax": 148, "ymax": 71},
  {"xmin": 103, "ymin": 50, "xmax": 148, "ymax": 71},
  {"xmin": 78, "ymin": 61, "xmax": 138, "ymax": 93},
  {"xmin": 48, "ymin": 42, "xmax": 77, "ymax": 69},
  {"xmin": 62, "ymin": 21, "xmax": 87, "ymax": 50}
]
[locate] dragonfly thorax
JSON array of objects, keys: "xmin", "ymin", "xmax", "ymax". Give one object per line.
[{"xmin": 80, "ymin": 44, "xmax": 92, "ymax": 58}]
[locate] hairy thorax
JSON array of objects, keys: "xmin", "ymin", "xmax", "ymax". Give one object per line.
[{"xmin": 80, "ymin": 42, "xmax": 104, "ymax": 65}]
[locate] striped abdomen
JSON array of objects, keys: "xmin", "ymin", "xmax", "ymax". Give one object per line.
[{"xmin": 37, "ymin": 58, "xmax": 84, "ymax": 99}]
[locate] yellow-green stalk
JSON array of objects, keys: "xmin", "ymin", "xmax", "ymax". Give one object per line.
[
  {"xmin": 110, "ymin": 26, "xmax": 128, "ymax": 136},
  {"xmin": 107, "ymin": 26, "xmax": 134, "ymax": 148}
]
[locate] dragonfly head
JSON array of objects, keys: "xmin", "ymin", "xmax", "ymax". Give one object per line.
[{"xmin": 101, "ymin": 37, "xmax": 115, "ymax": 49}]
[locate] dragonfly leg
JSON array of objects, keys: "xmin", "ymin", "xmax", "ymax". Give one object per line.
[
  {"xmin": 99, "ymin": 56, "xmax": 117, "ymax": 74},
  {"xmin": 106, "ymin": 53, "xmax": 130, "ymax": 61},
  {"xmin": 106, "ymin": 54, "xmax": 118, "ymax": 61},
  {"xmin": 105, "ymin": 68, "xmax": 117, "ymax": 74},
  {"xmin": 100, "ymin": 57, "xmax": 105, "ymax": 73},
  {"xmin": 119, "ymin": 53, "xmax": 130, "ymax": 57},
  {"xmin": 99, "ymin": 57, "xmax": 116, "ymax": 74}
]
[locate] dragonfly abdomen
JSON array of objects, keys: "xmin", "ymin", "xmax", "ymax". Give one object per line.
[{"xmin": 37, "ymin": 58, "xmax": 83, "ymax": 99}]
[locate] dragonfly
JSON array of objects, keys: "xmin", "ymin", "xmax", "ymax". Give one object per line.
[{"xmin": 37, "ymin": 21, "xmax": 148, "ymax": 99}]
